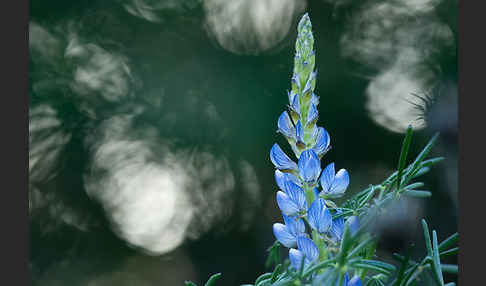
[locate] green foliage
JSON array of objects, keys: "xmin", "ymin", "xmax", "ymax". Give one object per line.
[{"xmin": 238, "ymin": 129, "xmax": 458, "ymax": 286}]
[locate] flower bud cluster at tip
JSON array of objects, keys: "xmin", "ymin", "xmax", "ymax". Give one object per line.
[{"xmin": 269, "ymin": 13, "xmax": 361, "ymax": 281}]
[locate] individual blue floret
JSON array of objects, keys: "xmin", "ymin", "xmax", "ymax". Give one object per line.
[
  {"xmin": 290, "ymin": 93, "xmax": 301, "ymax": 117},
  {"xmin": 270, "ymin": 143, "xmax": 298, "ymax": 171},
  {"xmin": 330, "ymin": 211, "xmax": 360, "ymax": 243},
  {"xmin": 272, "ymin": 214, "xmax": 306, "ymax": 248},
  {"xmin": 275, "ymin": 170, "xmax": 301, "ymax": 191},
  {"xmin": 277, "ymin": 111, "xmax": 295, "ymax": 139},
  {"xmin": 307, "ymin": 198, "xmax": 332, "ymax": 234},
  {"xmin": 334, "ymin": 272, "xmax": 362, "ymax": 286},
  {"xmin": 295, "ymin": 120, "xmax": 305, "ymax": 147},
  {"xmin": 306, "ymin": 103, "xmax": 318, "ymax": 126},
  {"xmin": 289, "ymin": 236, "xmax": 319, "ymax": 270},
  {"xmin": 329, "ymin": 209, "xmax": 345, "ymax": 242},
  {"xmin": 320, "ymin": 162, "xmax": 349, "ymax": 198},
  {"xmin": 298, "ymin": 149, "xmax": 321, "ymax": 184},
  {"xmin": 276, "ymin": 181, "xmax": 307, "ymax": 216},
  {"xmin": 335, "ymin": 272, "xmax": 349, "ymax": 286},
  {"xmin": 313, "ymin": 127, "xmax": 330, "ymax": 157},
  {"xmin": 311, "ymin": 92, "xmax": 319, "ymax": 107},
  {"xmin": 348, "ymin": 275, "xmax": 363, "ymax": 286}
]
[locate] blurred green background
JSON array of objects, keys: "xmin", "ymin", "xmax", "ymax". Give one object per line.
[{"xmin": 29, "ymin": 0, "xmax": 458, "ymax": 285}]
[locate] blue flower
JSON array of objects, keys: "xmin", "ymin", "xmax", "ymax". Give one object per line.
[
  {"xmin": 329, "ymin": 209, "xmax": 345, "ymax": 242},
  {"xmin": 289, "ymin": 248, "xmax": 304, "ymax": 270},
  {"xmin": 306, "ymin": 103, "xmax": 318, "ymax": 126},
  {"xmin": 291, "ymin": 73, "xmax": 301, "ymax": 92},
  {"xmin": 307, "ymin": 198, "xmax": 332, "ymax": 234},
  {"xmin": 298, "ymin": 149, "xmax": 321, "ymax": 184},
  {"xmin": 335, "ymin": 272, "xmax": 349, "ymax": 286},
  {"xmin": 334, "ymin": 273, "xmax": 362, "ymax": 286},
  {"xmin": 272, "ymin": 214, "xmax": 306, "ymax": 248},
  {"xmin": 274, "ymin": 170, "xmax": 301, "ymax": 191},
  {"xmin": 290, "ymin": 93, "xmax": 300, "ymax": 117},
  {"xmin": 277, "ymin": 111, "xmax": 294, "ymax": 139},
  {"xmin": 320, "ymin": 162, "xmax": 349, "ymax": 198},
  {"xmin": 295, "ymin": 120, "xmax": 305, "ymax": 146},
  {"xmin": 311, "ymin": 92, "xmax": 319, "ymax": 107},
  {"xmin": 348, "ymin": 275, "xmax": 363, "ymax": 286},
  {"xmin": 276, "ymin": 181, "xmax": 307, "ymax": 216},
  {"xmin": 313, "ymin": 127, "xmax": 330, "ymax": 157},
  {"xmin": 330, "ymin": 211, "xmax": 360, "ymax": 242},
  {"xmin": 289, "ymin": 236, "xmax": 319, "ymax": 270},
  {"xmin": 270, "ymin": 143, "xmax": 298, "ymax": 171},
  {"xmin": 302, "ymin": 75, "xmax": 314, "ymax": 97},
  {"xmin": 288, "ymin": 91, "xmax": 298, "ymax": 105}
]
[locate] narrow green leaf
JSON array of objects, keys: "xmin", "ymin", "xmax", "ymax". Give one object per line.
[
  {"xmin": 356, "ymin": 259, "xmax": 396, "ymax": 272},
  {"xmin": 438, "ymin": 233, "xmax": 458, "ymax": 252},
  {"xmin": 204, "ymin": 273, "xmax": 222, "ymax": 286},
  {"xmin": 269, "ymin": 276, "xmax": 294, "ymax": 286},
  {"xmin": 404, "ymin": 182, "xmax": 424, "ymax": 190},
  {"xmin": 432, "ymin": 231, "xmax": 444, "ymax": 285},
  {"xmin": 353, "ymin": 263, "xmax": 391, "ymax": 275},
  {"xmin": 185, "ymin": 281, "xmax": 197, "ymax": 286},
  {"xmin": 347, "ymin": 237, "xmax": 375, "ymax": 258},
  {"xmin": 255, "ymin": 273, "xmax": 272, "ymax": 285},
  {"xmin": 311, "ymin": 268, "xmax": 338, "ymax": 286},
  {"xmin": 411, "ymin": 167, "xmax": 430, "ymax": 179},
  {"xmin": 444, "ymin": 283, "xmax": 456, "ymax": 286},
  {"xmin": 420, "ymin": 157, "xmax": 445, "ymax": 168},
  {"xmin": 303, "ymin": 259, "xmax": 335, "ymax": 278},
  {"xmin": 421, "ymin": 220, "xmax": 433, "ymax": 256},
  {"xmin": 338, "ymin": 224, "xmax": 353, "ymax": 264},
  {"xmin": 440, "ymin": 264, "xmax": 458, "ymax": 274},
  {"xmin": 270, "ymin": 264, "xmax": 282, "ymax": 283},
  {"xmin": 266, "ymin": 241, "xmax": 281, "ymax": 268},
  {"xmin": 394, "ymin": 246, "xmax": 413, "ymax": 286},
  {"xmin": 358, "ymin": 186, "xmax": 377, "ymax": 208},
  {"xmin": 256, "ymin": 278, "xmax": 272, "ymax": 286},
  {"xmin": 403, "ymin": 190, "xmax": 432, "ymax": 198},
  {"xmin": 410, "ymin": 133, "xmax": 439, "ymax": 174},
  {"xmin": 439, "ymin": 247, "xmax": 458, "ymax": 258},
  {"xmin": 397, "ymin": 126, "xmax": 413, "ymax": 190},
  {"xmin": 401, "ymin": 263, "xmax": 420, "ymax": 286}
]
